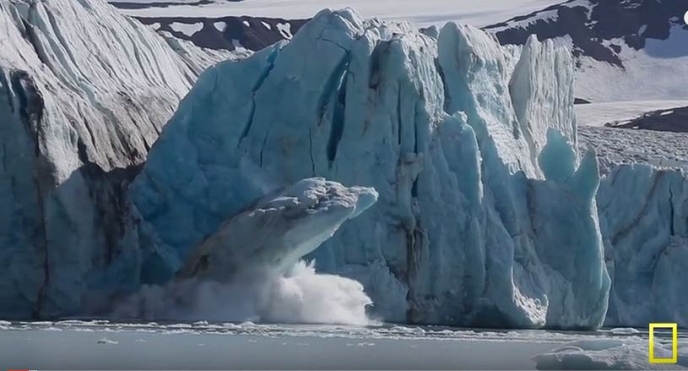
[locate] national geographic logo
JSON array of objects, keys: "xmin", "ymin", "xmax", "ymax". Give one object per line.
[{"xmin": 649, "ymin": 323, "xmax": 679, "ymax": 364}]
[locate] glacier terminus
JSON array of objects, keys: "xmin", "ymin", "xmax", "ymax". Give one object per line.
[{"xmin": 0, "ymin": 0, "xmax": 686, "ymax": 334}]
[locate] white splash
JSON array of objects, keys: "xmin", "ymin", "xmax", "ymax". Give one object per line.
[{"xmin": 112, "ymin": 261, "xmax": 373, "ymax": 326}]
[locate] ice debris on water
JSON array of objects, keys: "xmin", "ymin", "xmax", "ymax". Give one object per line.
[{"xmin": 97, "ymin": 338, "xmax": 118, "ymax": 345}]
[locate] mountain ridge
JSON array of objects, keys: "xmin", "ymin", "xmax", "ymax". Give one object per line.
[{"xmin": 113, "ymin": 0, "xmax": 688, "ymax": 103}]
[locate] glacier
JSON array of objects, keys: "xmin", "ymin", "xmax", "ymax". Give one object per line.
[
  {"xmin": 129, "ymin": 8, "xmax": 612, "ymax": 329},
  {"xmin": 0, "ymin": 0, "xmax": 686, "ymax": 330},
  {"xmin": 0, "ymin": 0, "xmax": 232, "ymax": 319}
]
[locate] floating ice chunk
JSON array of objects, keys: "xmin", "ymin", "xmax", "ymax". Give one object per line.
[
  {"xmin": 533, "ymin": 339, "xmax": 688, "ymax": 370},
  {"xmin": 608, "ymin": 328, "xmax": 640, "ymax": 335},
  {"xmin": 96, "ymin": 338, "xmax": 118, "ymax": 345}
]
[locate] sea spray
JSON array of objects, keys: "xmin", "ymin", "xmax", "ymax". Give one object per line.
[{"xmin": 112, "ymin": 260, "xmax": 373, "ymax": 326}]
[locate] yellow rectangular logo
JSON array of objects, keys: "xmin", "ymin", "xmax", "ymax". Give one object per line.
[{"xmin": 649, "ymin": 323, "xmax": 678, "ymax": 364}]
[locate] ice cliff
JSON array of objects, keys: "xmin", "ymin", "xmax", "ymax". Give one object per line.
[
  {"xmin": 599, "ymin": 164, "xmax": 688, "ymax": 327},
  {"xmin": 1, "ymin": 1, "xmax": 685, "ymax": 329},
  {"xmin": 575, "ymin": 126, "xmax": 688, "ymax": 328},
  {"xmin": 130, "ymin": 9, "xmax": 611, "ymax": 329},
  {"xmin": 0, "ymin": 0, "xmax": 231, "ymax": 318}
]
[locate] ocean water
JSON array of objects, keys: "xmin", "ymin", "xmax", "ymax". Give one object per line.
[{"xmin": 0, "ymin": 321, "xmax": 661, "ymax": 370}]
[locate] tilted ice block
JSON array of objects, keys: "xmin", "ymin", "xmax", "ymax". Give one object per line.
[
  {"xmin": 178, "ymin": 178, "xmax": 378, "ymax": 282},
  {"xmin": 132, "ymin": 8, "xmax": 610, "ymax": 328},
  {"xmin": 510, "ymin": 36, "xmax": 578, "ymax": 169},
  {"xmin": 113, "ymin": 178, "xmax": 377, "ymax": 325}
]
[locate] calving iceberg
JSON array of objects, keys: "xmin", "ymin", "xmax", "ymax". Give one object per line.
[
  {"xmin": 114, "ymin": 178, "xmax": 377, "ymax": 325},
  {"xmin": 178, "ymin": 178, "xmax": 378, "ymax": 282},
  {"xmin": 131, "ymin": 8, "xmax": 611, "ymax": 329}
]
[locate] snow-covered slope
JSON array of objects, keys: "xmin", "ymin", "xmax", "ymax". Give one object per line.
[
  {"xmin": 113, "ymin": 0, "xmax": 688, "ymax": 107},
  {"xmin": 0, "ymin": 0, "xmax": 231, "ymax": 318},
  {"xmin": 486, "ymin": 0, "xmax": 688, "ymax": 102},
  {"xmin": 575, "ymin": 100, "xmax": 688, "ymax": 127},
  {"xmin": 130, "ymin": 8, "xmax": 613, "ymax": 329},
  {"xmin": 109, "ymin": 0, "xmax": 562, "ymax": 51},
  {"xmin": 112, "ymin": 0, "xmax": 562, "ymax": 28},
  {"xmin": 112, "ymin": 0, "xmax": 687, "ymax": 104}
]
